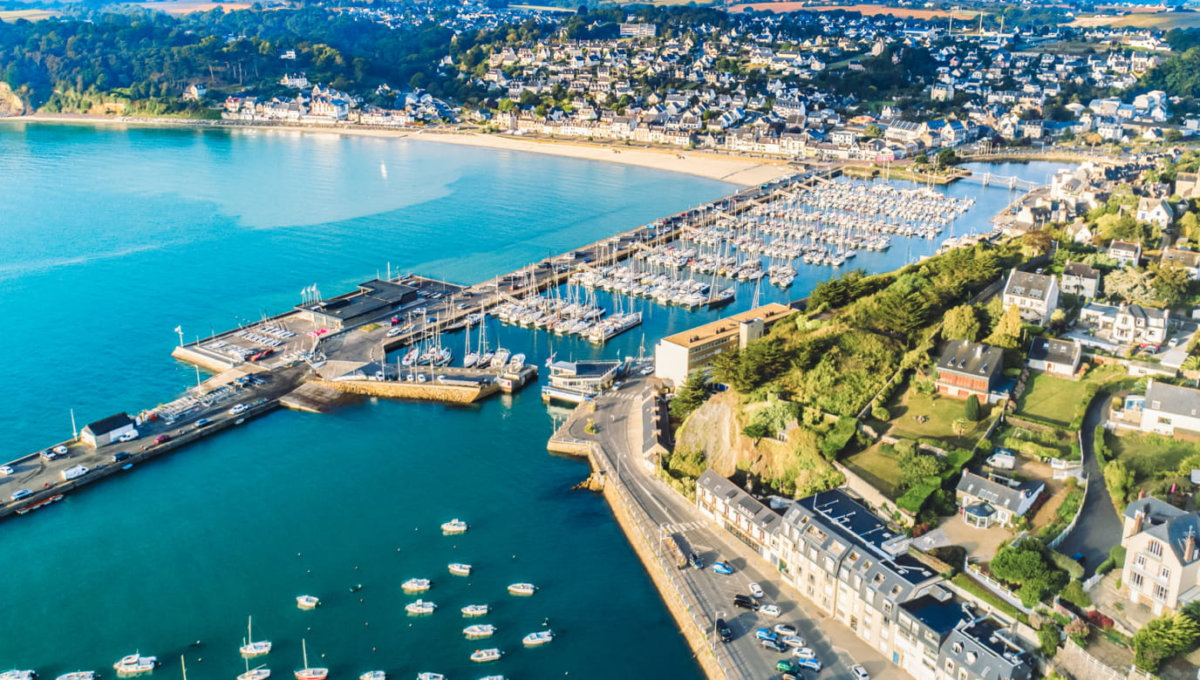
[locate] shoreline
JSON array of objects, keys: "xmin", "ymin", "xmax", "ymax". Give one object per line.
[{"xmin": 3, "ymin": 113, "xmax": 795, "ymax": 187}]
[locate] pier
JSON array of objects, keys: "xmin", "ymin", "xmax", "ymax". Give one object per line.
[{"xmin": 0, "ymin": 167, "xmax": 843, "ymax": 522}]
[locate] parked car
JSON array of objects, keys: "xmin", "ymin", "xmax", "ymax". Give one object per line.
[
  {"xmin": 774, "ymin": 624, "xmax": 797, "ymax": 637},
  {"xmin": 733, "ymin": 595, "xmax": 758, "ymax": 611},
  {"xmin": 716, "ymin": 618, "xmax": 732, "ymax": 643},
  {"xmin": 760, "ymin": 604, "xmax": 781, "ymax": 617},
  {"xmin": 755, "ymin": 628, "xmax": 777, "ymax": 642},
  {"xmin": 792, "ymin": 647, "xmax": 817, "ymax": 660},
  {"xmin": 776, "ymin": 660, "xmax": 797, "ymax": 673},
  {"xmin": 112, "ymin": 452, "xmax": 132, "ymax": 463},
  {"xmin": 52, "ymin": 445, "xmax": 69, "ymax": 455},
  {"xmin": 794, "ymin": 656, "xmax": 822, "ymax": 671},
  {"xmin": 10, "ymin": 489, "xmax": 32, "ymax": 502},
  {"xmin": 60, "ymin": 465, "xmax": 89, "ymax": 481},
  {"xmin": 155, "ymin": 434, "xmax": 172, "ymax": 444},
  {"xmin": 194, "ymin": 418, "xmax": 213, "ymax": 429},
  {"xmin": 712, "ymin": 562, "xmax": 734, "ymax": 575},
  {"xmin": 748, "ymin": 582, "xmax": 765, "ymax": 598},
  {"xmin": 852, "ymin": 665, "xmax": 870, "ymax": 680},
  {"xmin": 117, "ymin": 430, "xmax": 139, "ymax": 443},
  {"xmin": 39, "ymin": 449, "xmax": 60, "ymax": 462},
  {"xmin": 0, "ymin": 465, "xmax": 12, "ymax": 476},
  {"xmin": 986, "ymin": 450, "xmax": 1016, "ymax": 470},
  {"xmin": 760, "ymin": 638, "xmax": 786, "ymax": 653},
  {"xmin": 782, "ymin": 636, "xmax": 807, "ymax": 649},
  {"xmin": 229, "ymin": 403, "xmax": 249, "ymax": 416}
]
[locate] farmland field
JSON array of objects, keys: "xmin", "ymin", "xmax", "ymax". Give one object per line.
[
  {"xmin": 728, "ymin": 2, "xmax": 979, "ymax": 18},
  {"xmin": 1070, "ymin": 11, "xmax": 1200, "ymax": 30}
]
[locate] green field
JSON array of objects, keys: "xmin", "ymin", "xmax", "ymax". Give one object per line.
[
  {"xmin": 1071, "ymin": 12, "xmax": 1200, "ymax": 30},
  {"xmin": 1016, "ymin": 373, "xmax": 1089, "ymax": 427},
  {"xmin": 844, "ymin": 444, "xmax": 901, "ymax": 498},
  {"xmin": 1110, "ymin": 431, "xmax": 1200, "ymax": 486},
  {"xmin": 886, "ymin": 391, "xmax": 991, "ymax": 450}
]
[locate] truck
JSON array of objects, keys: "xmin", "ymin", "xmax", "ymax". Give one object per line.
[
  {"xmin": 986, "ymin": 450, "xmax": 1016, "ymax": 470},
  {"xmin": 60, "ymin": 465, "xmax": 89, "ymax": 481}
]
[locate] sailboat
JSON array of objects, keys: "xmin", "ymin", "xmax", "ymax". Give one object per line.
[
  {"xmin": 476, "ymin": 313, "xmax": 493, "ymax": 368},
  {"xmin": 238, "ymin": 654, "xmax": 271, "ymax": 680},
  {"xmin": 293, "ymin": 640, "xmax": 328, "ymax": 680},
  {"xmin": 239, "ymin": 616, "xmax": 271, "ymax": 658}
]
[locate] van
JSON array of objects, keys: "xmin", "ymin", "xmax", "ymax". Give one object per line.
[
  {"xmin": 112, "ymin": 452, "xmax": 132, "ymax": 463},
  {"xmin": 60, "ymin": 465, "xmax": 89, "ymax": 481},
  {"xmin": 986, "ymin": 451, "xmax": 1016, "ymax": 470}
]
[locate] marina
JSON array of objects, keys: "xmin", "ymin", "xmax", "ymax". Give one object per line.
[{"xmin": 0, "ymin": 122, "xmax": 1062, "ymax": 680}]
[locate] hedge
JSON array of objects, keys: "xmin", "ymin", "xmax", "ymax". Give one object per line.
[
  {"xmin": 820, "ymin": 416, "xmax": 859, "ymax": 460},
  {"xmin": 1069, "ymin": 383, "xmax": 1102, "ymax": 431},
  {"xmin": 1050, "ymin": 550, "xmax": 1086, "ymax": 581},
  {"xmin": 1094, "ymin": 425, "xmax": 1111, "ymax": 466},
  {"xmin": 898, "ymin": 479, "xmax": 941, "ymax": 514}
]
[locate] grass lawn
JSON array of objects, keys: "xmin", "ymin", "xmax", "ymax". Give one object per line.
[
  {"xmin": 887, "ymin": 391, "xmax": 990, "ymax": 450},
  {"xmin": 1017, "ymin": 373, "xmax": 1088, "ymax": 427},
  {"xmin": 844, "ymin": 443, "xmax": 901, "ymax": 499},
  {"xmin": 1110, "ymin": 431, "xmax": 1200, "ymax": 487}
]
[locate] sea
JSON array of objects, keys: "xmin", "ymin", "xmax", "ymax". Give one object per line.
[{"xmin": 0, "ymin": 120, "xmax": 1069, "ymax": 679}]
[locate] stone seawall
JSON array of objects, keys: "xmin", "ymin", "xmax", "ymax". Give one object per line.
[{"xmin": 311, "ymin": 378, "xmax": 494, "ymax": 404}]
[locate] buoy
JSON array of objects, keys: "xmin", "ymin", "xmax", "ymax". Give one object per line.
[{"xmin": 297, "ymin": 552, "xmax": 302, "ymax": 557}]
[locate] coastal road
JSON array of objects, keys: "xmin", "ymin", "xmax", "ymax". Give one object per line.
[
  {"xmin": 573, "ymin": 378, "xmax": 904, "ymax": 680},
  {"xmin": 1056, "ymin": 394, "xmax": 1122, "ymax": 577}
]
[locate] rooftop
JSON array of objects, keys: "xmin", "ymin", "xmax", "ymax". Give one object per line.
[
  {"xmin": 937, "ymin": 340, "xmax": 1004, "ymax": 379},
  {"xmin": 659, "ymin": 302, "xmax": 793, "ymax": 349},
  {"xmin": 298, "ymin": 279, "xmax": 417, "ymax": 321}
]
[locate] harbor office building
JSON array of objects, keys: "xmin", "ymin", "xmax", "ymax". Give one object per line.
[
  {"xmin": 296, "ymin": 279, "xmax": 419, "ymax": 331},
  {"xmin": 654, "ymin": 303, "xmax": 793, "ymax": 387},
  {"xmin": 696, "ymin": 471, "xmax": 1033, "ymax": 680}
]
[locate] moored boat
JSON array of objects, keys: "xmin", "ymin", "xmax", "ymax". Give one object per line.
[
  {"xmin": 15, "ymin": 494, "xmax": 64, "ymax": 515},
  {"xmin": 416, "ymin": 674, "xmax": 444, "ymax": 680},
  {"xmin": 405, "ymin": 599, "xmax": 436, "ymax": 615},
  {"xmin": 0, "ymin": 671, "xmax": 35, "ymax": 680},
  {"xmin": 440, "ymin": 519, "xmax": 468, "ymax": 535},
  {"xmin": 469, "ymin": 649, "xmax": 502, "ymax": 663},
  {"xmin": 461, "ymin": 604, "xmax": 488, "ymax": 617},
  {"xmin": 238, "ymin": 668, "xmax": 271, "ymax": 680},
  {"xmin": 113, "ymin": 654, "xmax": 157, "ymax": 677},
  {"xmin": 463, "ymin": 624, "xmax": 496, "ymax": 638},
  {"xmin": 522, "ymin": 630, "xmax": 554, "ymax": 647},
  {"xmin": 359, "ymin": 672, "xmax": 386, "ymax": 680},
  {"xmin": 448, "ymin": 563, "xmax": 472, "ymax": 576},
  {"xmin": 240, "ymin": 616, "xmax": 272, "ymax": 658},
  {"xmin": 56, "ymin": 673, "xmax": 95, "ymax": 680},
  {"xmin": 293, "ymin": 640, "xmax": 327, "ymax": 680},
  {"xmin": 507, "ymin": 582, "xmax": 537, "ymax": 596},
  {"xmin": 402, "ymin": 578, "xmax": 431, "ymax": 593},
  {"xmin": 296, "ymin": 595, "xmax": 319, "ymax": 610}
]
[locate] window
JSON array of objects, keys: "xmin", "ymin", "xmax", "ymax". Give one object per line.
[
  {"xmin": 1160, "ymin": 566, "xmax": 1171, "ymax": 581},
  {"xmin": 1154, "ymin": 584, "xmax": 1169, "ymax": 601},
  {"xmin": 1132, "ymin": 572, "xmax": 1145, "ymax": 589},
  {"xmin": 945, "ymin": 660, "xmax": 956, "ymax": 673},
  {"xmin": 1149, "ymin": 540, "xmax": 1164, "ymax": 557},
  {"xmin": 1135, "ymin": 554, "xmax": 1146, "ymax": 568},
  {"xmin": 953, "ymin": 643, "xmax": 963, "ymax": 654}
]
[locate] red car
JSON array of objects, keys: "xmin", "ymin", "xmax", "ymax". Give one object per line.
[{"xmin": 155, "ymin": 434, "xmax": 172, "ymax": 444}]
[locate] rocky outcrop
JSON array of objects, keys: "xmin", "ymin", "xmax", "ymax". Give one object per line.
[{"xmin": 0, "ymin": 83, "xmax": 27, "ymax": 116}]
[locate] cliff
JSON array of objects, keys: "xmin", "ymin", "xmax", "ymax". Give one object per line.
[{"xmin": 0, "ymin": 83, "xmax": 27, "ymax": 116}]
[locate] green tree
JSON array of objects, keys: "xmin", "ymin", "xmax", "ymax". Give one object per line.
[
  {"xmin": 936, "ymin": 148, "xmax": 958, "ymax": 168},
  {"xmin": 984, "ymin": 304, "xmax": 1023, "ymax": 349},
  {"xmin": 943, "ymin": 304, "xmax": 981, "ymax": 342},
  {"xmin": 1105, "ymin": 268, "xmax": 1156, "ymax": 305},
  {"xmin": 864, "ymin": 123, "xmax": 882, "ymax": 139},
  {"xmin": 1104, "ymin": 460, "xmax": 1135, "ymax": 506},
  {"xmin": 898, "ymin": 450, "xmax": 944, "ymax": 489},
  {"xmin": 1155, "ymin": 262, "xmax": 1192, "ymax": 307},
  {"xmin": 1133, "ymin": 612, "xmax": 1200, "ymax": 672},
  {"xmin": 964, "ymin": 395, "xmax": 981, "ymax": 422},
  {"xmin": 669, "ymin": 371, "xmax": 709, "ymax": 420}
]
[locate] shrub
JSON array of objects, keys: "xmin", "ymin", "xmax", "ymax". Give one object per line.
[
  {"xmin": 965, "ymin": 395, "xmax": 981, "ymax": 421},
  {"xmin": 872, "ymin": 406, "xmax": 890, "ymax": 422},
  {"xmin": 897, "ymin": 480, "xmax": 940, "ymax": 514},
  {"xmin": 1066, "ymin": 618, "xmax": 1090, "ymax": 646},
  {"xmin": 1038, "ymin": 624, "xmax": 1062, "ymax": 657},
  {"xmin": 1133, "ymin": 612, "xmax": 1200, "ymax": 672},
  {"xmin": 1050, "ymin": 551, "xmax": 1086, "ymax": 581},
  {"xmin": 819, "ymin": 416, "xmax": 859, "ymax": 460},
  {"xmin": 1086, "ymin": 610, "xmax": 1114, "ymax": 629},
  {"xmin": 1060, "ymin": 580, "xmax": 1091, "ymax": 608}
]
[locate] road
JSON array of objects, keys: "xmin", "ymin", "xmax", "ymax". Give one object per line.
[
  {"xmin": 1057, "ymin": 394, "xmax": 1122, "ymax": 577},
  {"xmin": 570, "ymin": 375, "xmax": 904, "ymax": 680}
]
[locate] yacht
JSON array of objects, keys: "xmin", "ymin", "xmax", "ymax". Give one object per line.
[
  {"xmin": 0, "ymin": 672, "xmax": 35, "ymax": 680},
  {"xmin": 478, "ymin": 676, "xmax": 505, "ymax": 680},
  {"xmin": 405, "ymin": 599, "xmax": 437, "ymax": 615},
  {"xmin": 292, "ymin": 640, "xmax": 327, "ymax": 680},
  {"xmin": 470, "ymin": 649, "xmax": 502, "ymax": 663},
  {"xmin": 507, "ymin": 582, "xmax": 537, "ymax": 596},
  {"xmin": 461, "ymin": 604, "xmax": 489, "ymax": 617},
  {"xmin": 463, "ymin": 624, "xmax": 496, "ymax": 638},
  {"xmin": 402, "ymin": 578, "xmax": 431, "ymax": 593},
  {"xmin": 462, "ymin": 351, "xmax": 479, "ymax": 369},
  {"xmin": 506, "ymin": 353, "xmax": 525, "ymax": 371},
  {"xmin": 240, "ymin": 616, "xmax": 272, "ymax": 658},
  {"xmin": 489, "ymin": 349, "xmax": 510, "ymax": 369},
  {"xmin": 359, "ymin": 672, "xmax": 386, "ymax": 680},
  {"xmin": 238, "ymin": 668, "xmax": 271, "ymax": 680},
  {"xmin": 113, "ymin": 654, "xmax": 158, "ymax": 677},
  {"xmin": 448, "ymin": 563, "xmax": 472, "ymax": 576},
  {"xmin": 522, "ymin": 630, "xmax": 554, "ymax": 647},
  {"xmin": 416, "ymin": 674, "xmax": 444, "ymax": 680},
  {"xmin": 440, "ymin": 519, "xmax": 468, "ymax": 535},
  {"xmin": 56, "ymin": 673, "xmax": 95, "ymax": 680},
  {"xmin": 296, "ymin": 595, "xmax": 320, "ymax": 610},
  {"xmin": 400, "ymin": 347, "xmax": 419, "ymax": 367}
]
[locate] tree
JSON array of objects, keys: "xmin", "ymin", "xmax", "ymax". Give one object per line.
[
  {"xmin": 898, "ymin": 451, "xmax": 944, "ymax": 489},
  {"xmin": 864, "ymin": 123, "xmax": 882, "ymax": 139},
  {"xmin": 1065, "ymin": 618, "xmax": 1090, "ymax": 646},
  {"xmin": 964, "ymin": 395, "xmax": 981, "ymax": 422},
  {"xmin": 943, "ymin": 304, "xmax": 981, "ymax": 342},
  {"xmin": 669, "ymin": 371, "xmax": 709, "ymax": 420},
  {"xmin": 1022, "ymin": 230, "xmax": 1053, "ymax": 257},
  {"xmin": 1154, "ymin": 262, "xmax": 1192, "ymax": 307},
  {"xmin": 984, "ymin": 304, "xmax": 1023, "ymax": 349},
  {"xmin": 1133, "ymin": 612, "xmax": 1200, "ymax": 672},
  {"xmin": 936, "ymin": 148, "xmax": 958, "ymax": 168},
  {"xmin": 1104, "ymin": 268, "xmax": 1156, "ymax": 305},
  {"xmin": 1104, "ymin": 460, "xmax": 1135, "ymax": 506}
]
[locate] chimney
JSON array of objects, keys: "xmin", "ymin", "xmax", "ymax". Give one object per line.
[
  {"xmin": 975, "ymin": 345, "xmax": 983, "ymax": 358},
  {"xmin": 1187, "ymin": 527, "xmax": 1196, "ymax": 563},
  {"xmin": 1133, "ymin": 507, "xmax": 1145, "ymax": 534},
  {"xmin": 1139, "ymin": 488, "xmax": 1146, "ymax": 500}
]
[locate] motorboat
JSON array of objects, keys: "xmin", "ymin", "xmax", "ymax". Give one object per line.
[
  {"xmin": 1, "ymin": 672, "xmax": 35, "ymax": 680},
  {"xmin": 522, "ymin": 630, "xmax": 554, "ymax": 646},
  {"xmin": 441, "ymin": 519, "xmax": 468, "ymax": 535},
  {"xmin": 400, "ymin": 347, "xmax": 419, "ymax": 367},
  {"xmin": 477, "ymin": 676, "xmax": 505, "ymax": 680},
  {"xmin": 490, "ymin": 349, "xmax": 510, "ymax": 369},
  {"xmin": 463, "ymin": 624, "xmax": 496, "ymax": 638},
  {"xmin": 56, "ymin": 673, "xmax": 95, "ymax": 680},
  {"xmin": 240, "ymin": 616, "xmax": 272, "ymax": 658},
  {"xmin": 402, "ymin": 578, "xmax": 431, "ymax": 593},
  {"xmin": 113, "ymin": 654, "xmax": 157, "ymax": 676},
  {"xmin": 293, "ymin": 640, "xmax": 327, "ymax": 680},
  {"xmin": 506, "ymin": 353, "xmax": 525, "ymax": 371},
  {"xmin": 507, "ymin": 582, "xmax": 537, "ymax": 596},
  {"xmin": 416, "ymin": 674, "xmax": 444, "ymax": 680},
  {"xmin": 462, "ymin": 351, "xmax": 479, "ymax": 368},
  {"xmin": 470, "ymin": 649, "xmax": 502, "ymax": 663},
  {"xmin": 405, "ymin": 599, "xmax": 436, "ymax": 615},
  {"xmin": 359, "ymin": 673, "xmax": 386, "ymax": 680},
  {"xmin": 461, "ymin": 604, "xmax": 489, "ymax": 616},
  {"xmin": 296, "ymin": 595, "xmax": 320, "ymax": 610},
  {"xmin": 448, "ymin": 563, "xmax": 472, "ymax": 576}
]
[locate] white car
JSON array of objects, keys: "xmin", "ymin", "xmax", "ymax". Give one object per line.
[
  {"xmin": 52, "ymin": 445, "xmax": 69, "ymax": 455},
  {"xmin": 0, "ymin": 465, "xmax": 13, "ymax": 476},
  {"xmin": 782, "ymin": 636, "xmax": 807, "ymax": 649},
  {"xmin": 852, "ymin": 665, "xmax": 870, "ymax": 680},
  {"xmin": 229, "ymin": 403, "xmax": 249, "ymax": 416},
  {"xmin": 749, "ymin": 582, "xmax": 765, "ymax": 599},
  {"xmin": 774, "ymin": 624, "xmax": 797, "ymax": 637},
  {"xmin": 792, "ymin": 647, "xmax": 817, "ymax": 660},
  {"xmin": 759, "ymin": 604, "xmax": 781, "ymax": 617},
  {"xmin": 117, "ymin": 431, "xmax": 139, "ymax": 443}
]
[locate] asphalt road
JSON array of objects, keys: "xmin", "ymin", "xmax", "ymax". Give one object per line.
[
  {"xmin": 1057, "ymin": 394, "xmax": 1123, "ymax": 577},
  {"xmin": 575, "ymin": 377, "xmax": 903, "ymax": 680}
]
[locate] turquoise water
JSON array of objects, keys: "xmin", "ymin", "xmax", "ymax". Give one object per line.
[{"xmin": 0, "ymin": 121, "xmax": 1069, "ymax": 679}]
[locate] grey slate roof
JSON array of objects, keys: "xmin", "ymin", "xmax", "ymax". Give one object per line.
[
  {"xmin": 937, "ymin": 340, "xmax": 1004, "ymax": 380},
  {"xmin": 1005, "ymin": 270, "xmax": 1055, "ymax": 302},
  {"xmin": 956, "ymin": 471, "xmax": 1043, "ymax": 513},
  {"xmin": 1063, "ymin": 262, "xmax": 1100, "ymax": 280},
  {"xmin": 1146, "ymin": 380, "xmax": 1200, "ymax": 419},
  {"xmin": 942, "ymin": 618, "xmax": 1033, "ymax": 680},
  {"xmin": 696, "ymin": 469, "xmax": 782, "ymax": 535},
  {"xmin": 1123, "ymin": 497, "xmax": 1200, "ymax": 565},
  {"xmin": 82, "ymin": 412, "xmax": 134, "ymax": 436},
  {"xmin": 1028, "ymin": 337, "xmax": 1081, "ymax": 368}
]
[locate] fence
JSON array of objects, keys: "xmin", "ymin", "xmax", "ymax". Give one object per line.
[
  {"xmin": 1055, "ymin": 639, "xmax": 1129, "ymax": 680},
  {"xmin": 1047, "ymin": 431, "xmax": 1090, "ymax": 551}
]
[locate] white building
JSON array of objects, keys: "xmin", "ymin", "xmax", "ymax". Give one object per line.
[{"xmin": 654, "ymin": 303, "xmax": 792, "ymax": 387}]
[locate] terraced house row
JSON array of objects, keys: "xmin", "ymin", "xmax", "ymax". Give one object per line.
[{"xmin": 697, "ymin": 471, "xmax": 1033, "ymax": 680}]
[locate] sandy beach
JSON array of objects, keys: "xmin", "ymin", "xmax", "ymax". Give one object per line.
[{"xmin": 7, "ymin": 113, "xmax": 795, "ymax": 186}]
